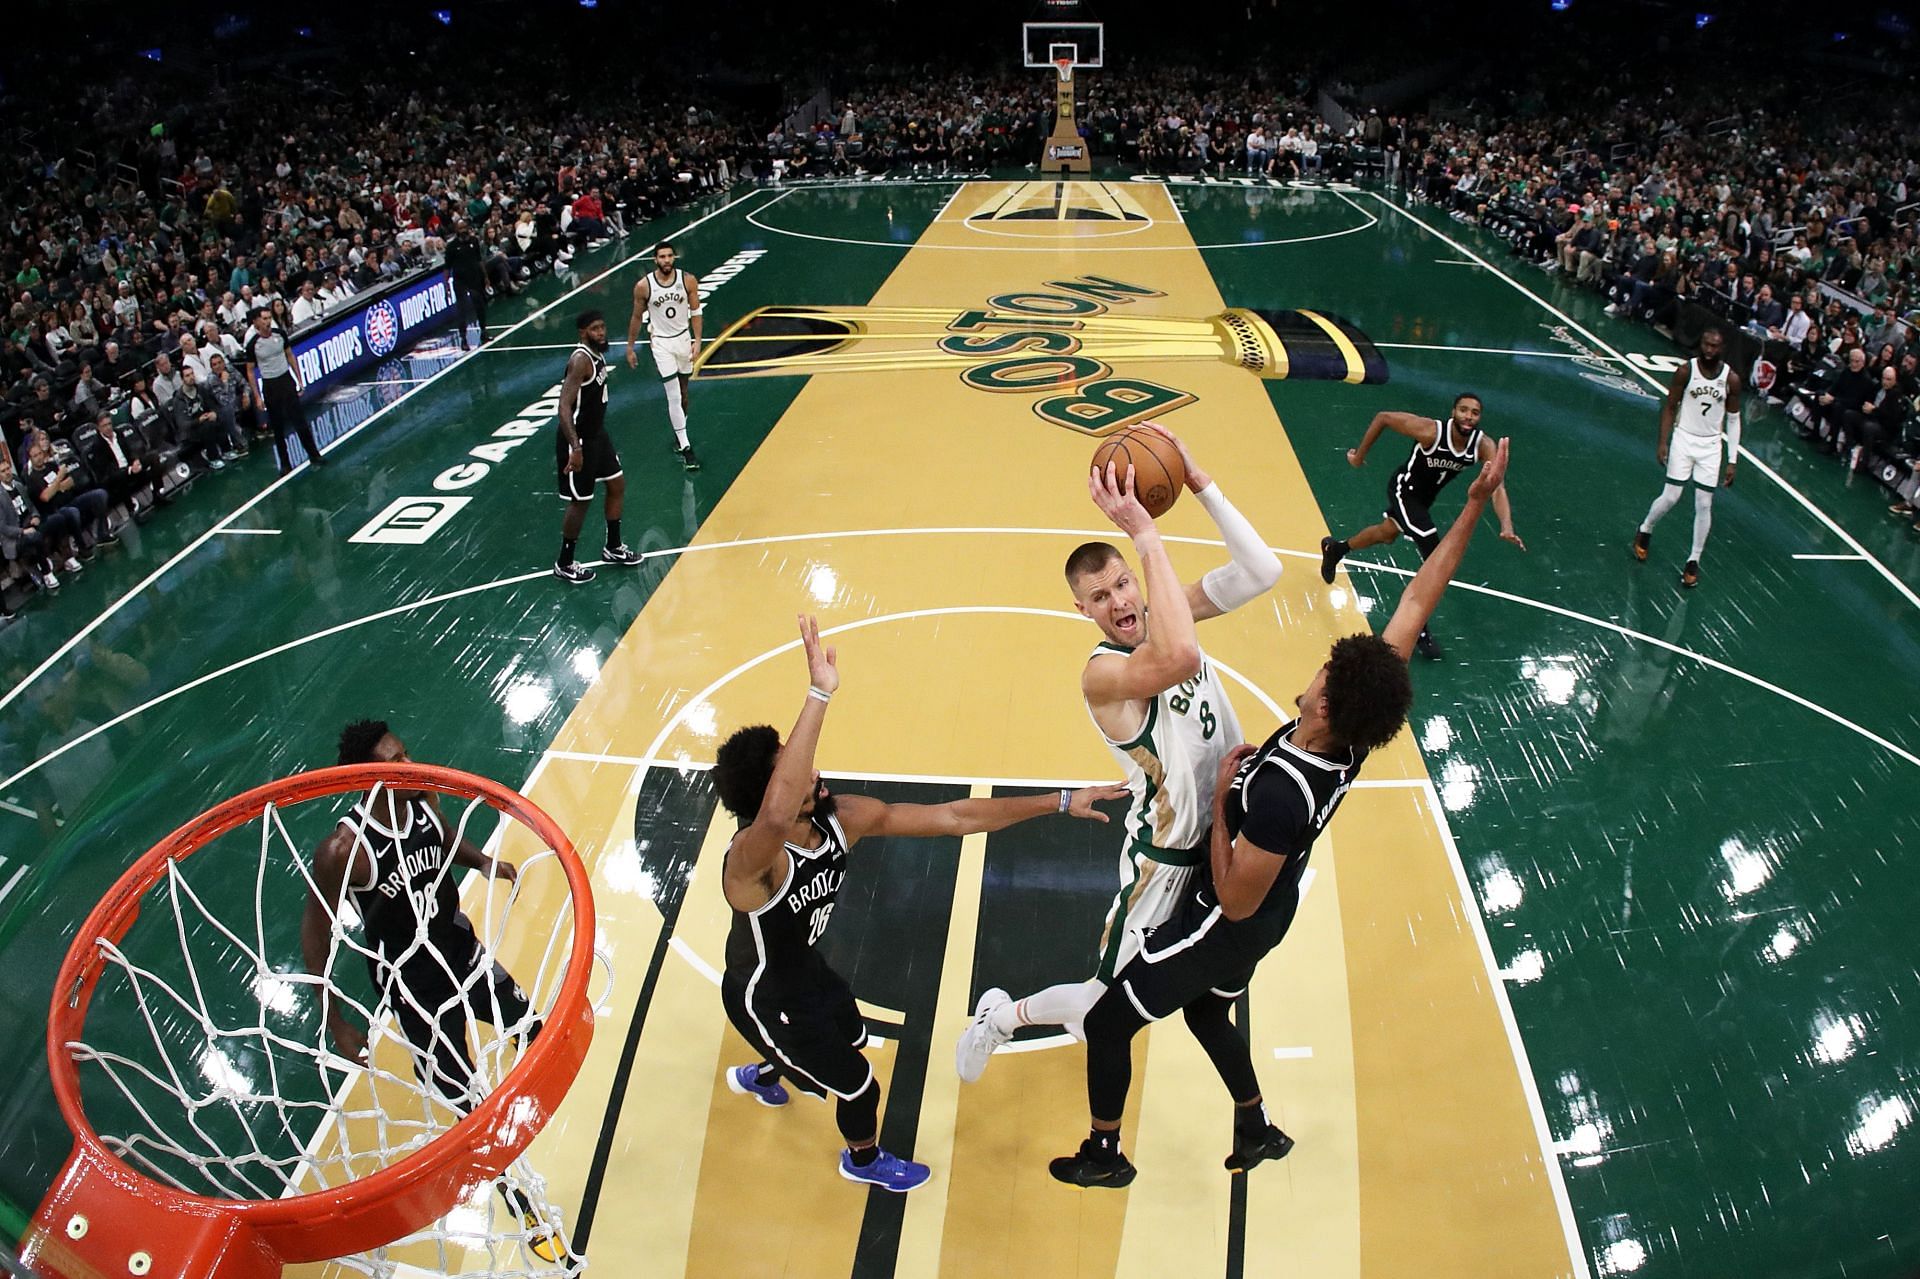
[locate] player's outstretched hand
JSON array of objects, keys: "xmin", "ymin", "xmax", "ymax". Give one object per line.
[
  {"xmin": 1138, "ymin": 422, "xmax": 1212, "ymax": 492},
  {"xmin": 1066, "ymin": 782, "xmax": 1130, "ymax": 822},
  {"xmin": 1090, "ymin": 461, "xmax": 1155, "ymax": 537},
  {"xmin": 1214, "ymin": 743, "xmax": 1259, "ymax": 807},
  {"xmin": 799, "ymin": 613, "xmax": 839, "ymax": 696},
  {"xmin": 329, "ymin": 1017, "xmax": 369, "ymax": 1068},
  {"xmin": 1468, "ymin": 437, "xmax": 1510, "ymax": 501},
  {"xmin": 1499, "ymin": 528, "xmax": 1527, "ymax": 551},
  {"xmin": 491, "ymin": 859, "xmax": 519, "ymax": 884}
]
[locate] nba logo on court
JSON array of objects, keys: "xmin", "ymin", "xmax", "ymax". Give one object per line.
[
  {"xmin": 350, "ymin": 495, "xmax": 471, "ymax": 545},
  {"xmin": 364, "ymin": 300, "xmax": 401, "ymax": 357}
]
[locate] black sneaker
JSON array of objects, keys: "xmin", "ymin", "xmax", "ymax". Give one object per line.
[
  {"xmin": 1631, "ymin": 529, "xmax": 1650, "ymax": 562},
  {"xmin": 1225, "ymin": 1122, "xmax": 1295, "ymax": 1174},
  {"xmin": 554, "ymin": 560, "xmax": 596, "ymax": 585},
  {"xmin": 679, "ymin": 446, "xmax": 701, "ymax": 473},
  {"xmin": 1318, "ymin": 536, "xmax": 1346, "ymax": 584},
  {"xmin": 1414, "ymin": 628, "xmax": 1443, "ymax": 660},
  {"xmin": 602, "ymin": 543, "xmax": 642, "ymax": 566},
  {"xmin": 97, "ymin": 532, "xmax": 121, "ymax": 550},
  {"xmin": 1047, "ymin": 1140, "xmax": 1137, "ymax": 1189},
  {"xmin": 1680, "ymin": 559, "xmax": 1700, "ymax": 589}
]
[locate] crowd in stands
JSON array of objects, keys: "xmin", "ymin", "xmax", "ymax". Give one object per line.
[
  {"xmin": 1393, "ymin": 70, "xmax": 1920, "ymax": 524},
  {"xmin": 0, "ymin": 55, "xmax": 753, "ymax": 625},
  {"xmin": 8, "ymin": 11, "xmax": 1920, "ymax": 630}
]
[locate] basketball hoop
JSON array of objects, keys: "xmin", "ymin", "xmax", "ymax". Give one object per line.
[
  {"xmin": 1054, "ymin": 57, "xmax": 1074, "ymax": 83},
  {"xmin": 21, "ymin": 764, "xmax": 600, "ymax": 1279}
]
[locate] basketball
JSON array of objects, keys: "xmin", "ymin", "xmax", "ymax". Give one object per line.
[{"xmin": 1091, "ymin": 427, "xmax": 1186, "ymax": 518}]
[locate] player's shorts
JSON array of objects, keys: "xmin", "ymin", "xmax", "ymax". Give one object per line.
[
  {"xmin": 1111, "ymin": 877, "xmax": 1300, "ymax": 1022},
  {"xmin": 1383, "ymin": 484, "xmax": 1441, "ymax": 557},
  {"xmin": 650, "ymin": 331, "xmax": 695, "ymax": 380},
  {"xmin": 1095, "ymin": 843, "xmax": 1205, "ymax": 982},
  {"xmin": 556, "ymin": 429, "xmax": 621, "ymax": 501},
  {"xmin": 721, "ymin": 965, "xmax": 872, "ymax": 1100},
  {"xmin": 1665, "ymin": 431, "xmax": 1723, "ymax": 490}
]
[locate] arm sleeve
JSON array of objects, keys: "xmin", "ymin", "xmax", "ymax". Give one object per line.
[
  {"xmin": 1237, "ymin": 768, "xmax": 1308, "ymax": 857},
  {"xmin": 1195, "ymin": 483, "xmax": 1283, "ymax": 613},
  {"xmin": 1723, "ymin": 406, "xmax": 1742, "ymax": 457}
]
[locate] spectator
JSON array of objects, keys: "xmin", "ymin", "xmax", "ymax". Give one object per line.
[
  {"xmin": 151, "ymin": 353, "xmax": 182, "ymax": 408},
  {"xmin": 0, "ymin": 446, "xmax": 82, "ymax": 604},
  {"xmin": 290, "ymin": 280, "xmax": 325, "ymax": 327},
  {"xmin": 80, "ymin": 411, "xmax": 164, "ymax": 515},
  {"xmin": 23, "ymin": 428, "xmax": 114, "ymax": 556},
  {"xmin": 1817, "ymin": 346, "xmax": 1877, "ymax": 454},
  {"xmin": 168, "ymin": 366, "xmax": 229, "ymax": 471},
  {"xmin": 202, "ymin": 352, "xmax": 252, "ymax": 459},
  {"xmin": 1851, "ymin": 364, "xmax": 1911, "ymax": 471},
  {"xmin": 69, "ymin": 363, "xmax": 112, "ymax": 420}
]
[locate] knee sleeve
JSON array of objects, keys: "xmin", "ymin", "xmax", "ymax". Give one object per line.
[{"xmin": 835, "ymin": 1078, "xmax": 881, "ymax": 1146}]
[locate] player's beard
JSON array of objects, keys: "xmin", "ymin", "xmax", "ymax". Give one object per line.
[
  {"xmin": 587, "ymin": 334, "xmax": 609, "ymax": 353},
  {"xmin": 808, "ymin": 781, "xmax": 838, "ymax": 821}
]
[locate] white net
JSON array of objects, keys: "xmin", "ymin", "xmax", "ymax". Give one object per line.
[{"xmin": 60, "ymin": 781, "xmax": 593, "ymax": 1277}]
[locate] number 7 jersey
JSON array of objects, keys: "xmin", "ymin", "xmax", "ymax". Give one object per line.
[{"xmin": 1087, "ymin": 641, "xmax": 1243, "ymax": 856}]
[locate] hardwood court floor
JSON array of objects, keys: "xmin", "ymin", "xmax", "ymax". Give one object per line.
[{"xmin": 2, "ymin": 177, "xmax": 1917, "ymax": 1279}]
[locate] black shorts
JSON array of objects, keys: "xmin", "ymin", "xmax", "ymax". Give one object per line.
[
  {"xmin": 1112, "ymin": 882, "xmax": 1298, "ymax": 1022},
  {"xmin": 721, "ymin": 965, "xmax": 872, "ymax": 1100},
  {"xmin": 1384, "ymin": 484, "xmax": 1441, "ymax": 557},
  {"xmin": 557, "ymin": 430, "xmax": 621, "ymax": 501}
]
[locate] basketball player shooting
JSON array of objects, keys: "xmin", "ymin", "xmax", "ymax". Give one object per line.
[
  {"xmin": 1317, "ymin": 394, "xmax": 1523, "ymax": 658},
  {"xmin": 713, "ymin": 616, "xmax": 1125, "ymax": 1192},
  {"xmin": 625, "ymin": 240, "xmax": 703, "ymax": 472},
  {"xmin": 556, "ymin": 310, "xmax": 643, "ymax": 585},
  {"xmin": 301, "ymin": 720, "xmax": 566, "ymax": 1262},
  {"xmin": 956, "ymin": 425, "xmax": 1284, "ymax": 1082},
  {"xmin": 1052, "ymin": 438, "xmax": 1513, "ymax": 1189},
  {"xmin": 1632, "ymin": 326, "xmax": 1741, "ymax": 588}
]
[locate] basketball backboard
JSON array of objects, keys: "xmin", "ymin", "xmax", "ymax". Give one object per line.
[{"xmin": 1022, "ymin": 21, "xmax": 1104, "ymax": 68}]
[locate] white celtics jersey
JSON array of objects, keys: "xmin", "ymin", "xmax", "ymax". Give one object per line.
[
  {"xmin": 1675, "ymin": 358, "xmax": 1730, "ymax": 440},
  {"xmin": 643, "ymin": 269, "xmax": 691, "ymax": 339},
  {"xmin": 1087, "ymin": 641, "xmax": 1242, "ymax": 857}
]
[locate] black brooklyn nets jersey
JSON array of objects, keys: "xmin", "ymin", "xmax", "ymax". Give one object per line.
[
  {"xmin": 1217, "ymin": 720, "xmax": 1368, "ymax": 934},
  {"xmin": 1392, "ymin": 418, "xmax": 1482, "ymax": 509},
  {"xmin": 724, "ymin": 811, "xmax": 851, "ymax": 989},
  {"xmin": 341, "ymin": 795, "xmax": 470, "ymax": 965},
  {"xmin": 571, "ymin": 344, "xmax": 609, "ymax": 437}
]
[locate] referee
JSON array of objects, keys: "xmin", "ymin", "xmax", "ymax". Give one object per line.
[{"xmin": 243, "ymin": 308, "xmax": 324, "ymax": 475}]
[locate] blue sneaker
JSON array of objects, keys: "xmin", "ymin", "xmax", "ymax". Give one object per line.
[
  {"xmin": 838, "ymin": 1147, "xmax": 931, "ymax": 1192},
  {"xmin": 725, "ymin": 1064, "xmax": 789, "ymax": 1107}
]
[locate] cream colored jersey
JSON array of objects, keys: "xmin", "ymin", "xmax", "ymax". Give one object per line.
[
  {"xmin": 1675, "ymin": 358, "xmax": 1731, "ymax": 440},
  {"xmin": 1086, "ymin": 640, "xmax": 1243, "ymax": 858}
]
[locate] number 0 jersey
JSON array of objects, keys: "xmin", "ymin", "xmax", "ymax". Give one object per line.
[
  {"xmin": 1088, "ymin": 641, "xmax": 1243, "ymax": 861},
  {"xmin": 723, "ymin": 810, "xmax": 851, "ymax": 991},
  {"xmin": 642, "ymin": 269, "xmax": 692, "ymax": 340}
]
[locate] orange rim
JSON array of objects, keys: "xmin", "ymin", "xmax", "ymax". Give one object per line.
[{"xmin": 42, "ymin": 763, "xmax": 596, "ymax": 1263}]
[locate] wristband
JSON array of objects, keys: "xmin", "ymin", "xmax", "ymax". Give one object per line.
[
  {"xmin": 1058, "ymin": 788, "xmax": 1072, "ymax": 813},
  {"xmin": 807, "ymin": 686, "xmax": 832, "ymax": 704}
]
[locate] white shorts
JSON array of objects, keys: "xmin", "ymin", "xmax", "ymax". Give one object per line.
[
  {"xmin": 1096, "ymin": 853, "xmax": 1200, "ymax": 982},
  {"xmin": 1666, "ymin": 431, "xmax": 1724, "ymax": 489},
  {"xmin": 650, "ymin": 332, "xmax": 694, "ymax": 380}
]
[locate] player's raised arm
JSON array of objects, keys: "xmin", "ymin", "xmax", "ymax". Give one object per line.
[
  {"xmin": 836, "ymin": 782, "xmax": 1129, "ymax": 843},
  {"xmin": 722, "ymin": 616, "xmax": 839, "ymax": 912},
  {"xmin": 625, "ymin": 278, "xmax": 647, "ymax": 369},
  {"xmin": 1348, "ymin": 411, "xmax": 1438, "ymax": 468},
  {"xmin": 1081, "ymin": 464, "xmax": 1203, "ymax": 705},
  {"xmin": 1476, "ymin": 434, "xmax": 1526, "ymax": 551},
  {"xmin": 301, "ymin": 826, "xmax": 371, "ymax": 1063},
  {"xmin": 1381, "ymin": 438, "xmax": 1509, "ymax": 662},
  {"xmin": 1136, "ymin": 424, "xmax": 1283, "ymax": 621}
]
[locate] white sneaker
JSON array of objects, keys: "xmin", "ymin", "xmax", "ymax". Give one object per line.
[
  {"xmin": 40, "ymin": 570, "xmax": 60, "ymax": 591},
  {"xmin": 63, "ymin": 556, "xmax": 82, "ymax": 574},
  {"xmin": 955, "ymin": 988, "xmax": 1012, "ymax": 1083}
]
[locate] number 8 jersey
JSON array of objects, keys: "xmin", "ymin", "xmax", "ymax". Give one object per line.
[
  {"xmin": 1087, "ymin": 640, "xmax": 1243, "ymax": 857},
  {"xmin": 724, "ymin": 810, "xmax": 851, "ymax": 991}
]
